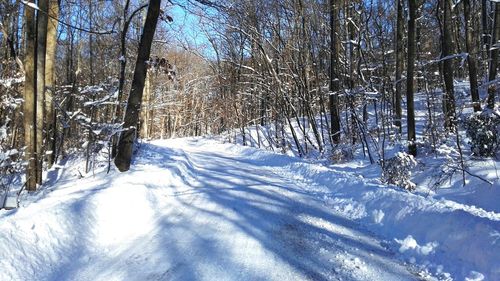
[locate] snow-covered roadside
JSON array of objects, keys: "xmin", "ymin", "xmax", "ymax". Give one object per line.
[
  {"xmin": 214, "ymin": 79, "xmax": 500, "ymax": 280},
  {"xmin": 221, "ymin": 141, "xmax": 500, "ymax": 280},
  {"xmin": 0, "ymin": 137, "xmax": 498, "ymax": 280},
  {"xmin": 0, "ymin": 138, "xmax": 419, "ymax": 281}
]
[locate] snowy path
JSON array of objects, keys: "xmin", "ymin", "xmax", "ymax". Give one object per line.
[{"xmin": 0, "ymin": 139, "xmax": 419, "ymax": 281}]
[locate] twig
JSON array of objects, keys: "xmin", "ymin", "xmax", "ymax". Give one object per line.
[
  {"xmin": 449, "ymin": 164, "xmax": 494, "ymax": 185},
  {"xmin": 20, "ymin": 0, "xmax": 118, "ymax": 35}
]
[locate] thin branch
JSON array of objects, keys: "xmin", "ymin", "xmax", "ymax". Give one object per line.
[{"xmin": 20, "ymin": 0, "xmax": 118, "ymax": 35}]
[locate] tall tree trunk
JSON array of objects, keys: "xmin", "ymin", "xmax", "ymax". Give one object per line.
[
  {"xmin": 487, "ymin": 3, "xmax": 500, "ymax": 109},
  {"xmin": 442, "ymin": 0, "xmax": 456, "ymax": 130},
  {"xmin": 24, "ymin": 0, "xmax": 37, "ymax": 191},
  {"xmin": 407, "ymin": 0, "xmax": 417, "ymax": 156},
  {"xmin": 464, "ymin": 0, "xmax": 481, "ymax": 112},
  {"xmin": 395, "ymin": 0, "xmax": 404, "ymax": 132},
  {"xmin": 346, "ymin": 2, "xmax": 357, "ymax": 145},
  {"xmin": 45, "ymin": 0, "xmax": 60, "ymax": 167},
  {"xmin": 482, "ymin": 0, "xmax": 490, "ymax": 51},
  {"xmin": 329, "ymin": 0, "xmax": 341, "ymax": 144},
  {"xmin": 112, "ymin": 0, "xmax": 131, "ymax": 158},
  {"xmin": 140, "ymin": 71, "xmax": 151, "ymax": 139},
  {"xmin": 36, "ymin": 0, "xmax": 49, "ymax": 184},
  {"xmin": 115, "ymin": 0, "xmax": 161, "ymax": 172},
  {"xmin": 85, "ymin": 0, "xmax": 95, "ymax": 174},
  {"xmin": 0, "ymin": 8, "xmax": 24, "ymax": 72},
  {"xmin": 112, "ymin": 1, "xmax": 147, "ymax": 158}
]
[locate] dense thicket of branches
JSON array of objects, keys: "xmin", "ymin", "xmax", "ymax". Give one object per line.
[
  {"xmin": 0, "ymin": 0, "xmax": 499, "ymax": 189},
  {"xmin": 199, "ymin": 0, "xmax": 497, "ymax": 158}
]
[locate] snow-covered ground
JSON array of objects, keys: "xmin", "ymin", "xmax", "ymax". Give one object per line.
[{"xmin": 1, "ymin": 137, "xmax": 499, "ymax": 280}]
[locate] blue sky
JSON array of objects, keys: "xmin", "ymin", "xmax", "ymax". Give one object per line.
[{"xmin": 167, "ymin": 1, "xmax": 214, "ymax": 56}]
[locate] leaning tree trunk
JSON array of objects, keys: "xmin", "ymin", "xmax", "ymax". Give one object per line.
[
  {"xmin": 114, "ymin": 0, "xmax": 161, "ymax": 172},
  {"xmin": 45, "ymin": 0, "xmax": 60, "ymax": 167},
  {"xmin": 407, "ymin": 0, "xmax": 417, "ymax": 156},
  {"xmin": 24, "ymin": 0, "xmax": 37, "ymax": 191}
]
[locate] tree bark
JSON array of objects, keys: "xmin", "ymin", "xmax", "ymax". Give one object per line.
[
  {"xmin": 395, "ymin": 0, "xmax": 404, "ymax": 132},
  {"xmin": 482, "ymin": 0, "xmax": 490, "ymax": 50},
  {"xmin": 140, "ymin": 71, "xmax": 151, "ymax": 139},
  {"xmin": 36, "ymin": 0, "xmax": 49, "ymax": 184},
  {"xmin": 24, "ymin": 0, "xmax": 37, "ymax": 191},
  {"xmin": 112, "ymin": 1, "xmax": 148, "ymax": 158},
  {"xmin": 45, "ymin": 0, "xmax": 60, "ymax": 167},
  {"xmin": 487, "ymin": 3, "xmax": 500, "ymax": 109},
  {"xmin": 115, "ymin": 0, "xmax": 161, "ymax": 172},
  {"xmin": 407, "ymin": 0, "xmax": 417, "ymax": 156},
  {"xmin": 464, "ymin": 0, "xmax": 481, "ymax": 112},
  {"xmin": 329, "ymin": 0, "xmax": 341, "ymax": 144},
  {"xmin": 441, "ymin": 0, "xmax": 456, "ymax": 130}
]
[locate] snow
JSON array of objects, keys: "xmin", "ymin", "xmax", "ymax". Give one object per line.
[
  {"xmin": 397, "ymin": 235, "xmax": 418, "ymax": 253},
  {"xmin": 21, "ymin": 0, "xmax": 39, "ymax": 10},
  {"xmin": 0, "ymin": 137, "xmax": 499, "ymax": 280},
  {"xmin": 372, "ymin": 209, "xmax": 384, "ymax": 224},
  {"xmin": 0, "ymin": 149, "xmax": 18, "ymax": 162},
  {"xmin": 465, "ymin": 271, "xmax": 485, "ymax": 281},
  {"xmin": 0, "ymin": 77, "xmax": 24, "ymax": 88},
  {"xmin": 0, "ymin": 138, "xmax": 418, "ymax": 281},
  {"xmin": 395, "ymin": 235, "xmax": 438, "ymax": 256},
  {"xmin": 3, "ymin": 196, "xmax": 17, "ymax": 209}
]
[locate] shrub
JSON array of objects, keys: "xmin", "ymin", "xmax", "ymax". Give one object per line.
[
  {"xmin": 465, "ymin": 110, "xmax": 500, "ymax": 157},
  {"xmin": 330, "ymin": 144, "xmax": 354, "ymax": 163},
  {"xmin": 381, "ymin": 152, "xmax": 417, "ymax": 191}
]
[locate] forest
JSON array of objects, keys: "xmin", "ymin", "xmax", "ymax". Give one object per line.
[
  {"xmin": 0, "ymin": 0, "xmax": 499, "ymax": 188},
  {"xmin": 0, "ymin": 0, "xmax": 499, "ymax": 280}
]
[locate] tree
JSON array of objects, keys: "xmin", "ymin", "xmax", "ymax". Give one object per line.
[
  {"xmin": 23, "ymin": 0, "xmax": 37, "ymax": 191},
  {"xmin": 111, "ymin": 2, "xmax": 149, "ymax": 158},
  {"xmin": 329, "ymin": 0, "xmax": 341, "ymax": 144},
  {"xmin": 36, "ymin": 0, "xmax": 49, "ymax": 184},
  {"xmin": 487, "ymin": 2, "xmax": 500, "ymax": 109},
  {"xmin": 395, "ymin": 0, "xmax": 404, "ymax": 132},
  {"xmin": 463, "ymin": 0, "xmax": 481, "ymax": 112},
  {"xmin": 407, "ymin": 0, "xmax": 417, "ymax": 156},
  {"xmin": 45, "ymin": 0, "xmax": 60, "ymax": 167},
  {"xmin": 482, "ymin": 0, "xmax": 489, "ymax": 52},
  {"xmin": 115, "ymin": 0, "xmax": 162, "ymax": 172},
  {"xmin": 441, "ymin": 0, "xmax": 456, "ymax": 130}
]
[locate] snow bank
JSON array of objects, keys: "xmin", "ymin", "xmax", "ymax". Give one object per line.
[
  {"xmin": 1, "ymin": 137, "xmax": 498, "ymax": 280},
  {"xmin": 221, "ymin": 142, "xmax": 500, "ymax": 280}
]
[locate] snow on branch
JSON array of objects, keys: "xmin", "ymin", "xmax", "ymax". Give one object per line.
[{"xmin": 423, "ymin": 53, "xmax": 468, "ymax": 67}]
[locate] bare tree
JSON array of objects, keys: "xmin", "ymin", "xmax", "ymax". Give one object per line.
[
  {"xmin": 407, "ymin": 0, "xmax": 417, "ymax": 156},
  {"xmin": 45, "ymin": 0, "xmax": 60, "ymax": 167},
  {"xmin": 487, "ymin": 3, "xmax": 500, "ymax": 109},
  {"xmin": 115, "ymin": 0, "xmax": 162, "ymax": 172},
  {"xmin": 23, "ymin": 0, "xmax": 37, "ymax": 191},
  {"xmin": 395, "ymin": 0, "xmax": 404, "ymax": 133},
  {"xmin": 441, "ymin": 0, "xmax": 456, "ymax": 130},
  {"xmin": 35, "ymin": 0, "xmax": 49, "ymax": 184},
  {"xmin": 463, "ymin": 0, "xmax": 481, "ymax": 112},
  {"xmin": 112, "ymin": 1, "xmax": 148, "ymax": 158},
  {"xmin": 329, "ymin": 0, "xmax": 341, "ymax": 144}
]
